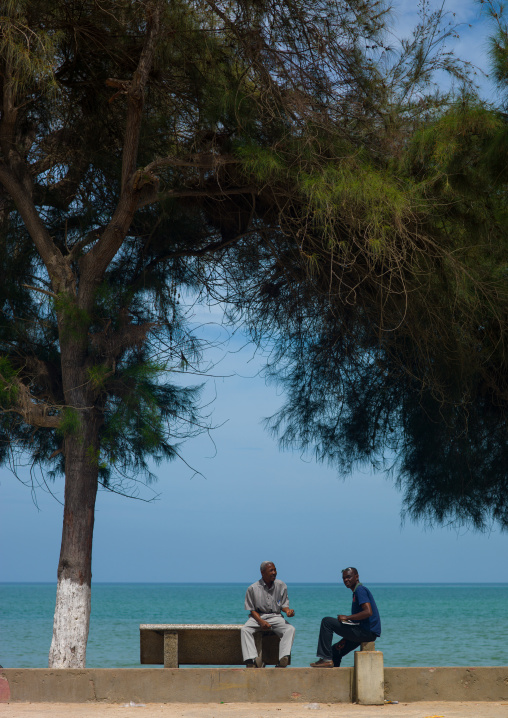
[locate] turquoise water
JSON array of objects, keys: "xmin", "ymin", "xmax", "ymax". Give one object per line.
[{"xmin": 1, "ymin": 583, "xmax": 507, "ymax": 668}]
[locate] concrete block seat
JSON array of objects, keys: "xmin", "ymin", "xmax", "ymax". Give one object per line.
[
  {"xmin": 360, "ymin": 641, "xmax": 377, "ymax": 651},
  {"xmin": 355, "ymin": 641, "xmax": 384, "ymax": 705},
  {"xmin": 140, "ymin": 624, "xmax": 287, "ymax": 668}
]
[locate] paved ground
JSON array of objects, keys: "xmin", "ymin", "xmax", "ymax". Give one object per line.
[{"xmin": 1, "ymin": 702, "xmax": 508, "ymax": 718}]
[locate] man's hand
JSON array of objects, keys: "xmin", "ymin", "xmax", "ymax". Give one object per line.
[
  {"xmin": 250, "ymin": 610, "xmax": 272, "ymax": 630},
  {"xmin": 283, "ymin": 608, "xmax": 295, "ymax": 618},
  {"xmin": 338, "ymin": 603, "xmax": 372, "ymax": 623}
]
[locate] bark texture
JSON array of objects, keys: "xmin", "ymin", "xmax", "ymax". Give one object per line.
[
  {"xmin": 48, "ymin": 578, "xmax": 92, "ymax": 668},
  {"xmin": 48, "ymin": 407, "xmax": 99, "ymax": 667}
]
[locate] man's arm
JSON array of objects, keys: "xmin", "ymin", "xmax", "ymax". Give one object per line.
[
  {"xmin": 250, "ymin": 610, "xmax": 272, "ymax": 630},
  {"xmin": 279, "ymin": 584, "xmax": 295, "ymax": 617},
  {"xmin": 338, "ymin": 602, "xmax": 372, "ymax": 622},
  {"xmin": 245, "ymin": 585, "xmax": 271, "ymax": 628}
]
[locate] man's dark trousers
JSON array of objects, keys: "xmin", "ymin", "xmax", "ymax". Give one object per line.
[{"xmin": 316, "ymin": 617, "xmax": 377, "ymax": 666}]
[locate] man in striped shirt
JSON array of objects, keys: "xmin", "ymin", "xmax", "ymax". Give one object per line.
[{"xmin": 241, "ymin": 561, "xmax": 296, "ymax": 668}]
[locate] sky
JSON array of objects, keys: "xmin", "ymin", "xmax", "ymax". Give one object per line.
[{"xmin": 2, "ymin": 0, "xmax": 508, "ymax": 586}]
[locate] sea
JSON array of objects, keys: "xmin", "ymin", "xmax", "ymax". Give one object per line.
[{"xmin": 1, "ymin": 583, "xmax": 507, "ymax": 668}]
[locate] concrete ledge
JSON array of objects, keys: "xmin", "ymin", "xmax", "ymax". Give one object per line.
[
  {"xmin": 0, "ymin": 668, "xmax": 352, "ymax": 704},
  {"xmin": 1, "ymin": 666, "xmax": 507, "ymax": 704},
  {"xmin": 384, "ymin": 666, "xmax": 508, "ymax": 702}
]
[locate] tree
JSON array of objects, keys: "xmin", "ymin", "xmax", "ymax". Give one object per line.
[
  {"xmin": 0, "ymin": 0, "xmax": 219, "ymax": 667},
  {"xmin": 225, "ymin": 21, "xmax": 508, "ymax": 530},
  {"xmin": 1, "ymin": 0, "xmax": 416, "ymax": 667}
]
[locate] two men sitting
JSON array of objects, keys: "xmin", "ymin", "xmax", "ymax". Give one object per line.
[{"xmin": 241, "ymin": 562, "xmax": 381, "ymax": 668}]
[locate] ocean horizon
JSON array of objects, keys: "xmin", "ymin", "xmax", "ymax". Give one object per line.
[
  {"xmin": 0, "ymin": 581, "xmax": 508, "ymax": 587},
  {"xmin": 2, "ymin": 582, "xmax": 507, "ymax": 669}
]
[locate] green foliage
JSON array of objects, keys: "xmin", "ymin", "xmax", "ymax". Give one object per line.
[
  {"xmin": 0, "ymin": 356, "xmax": 18, "ymax": 406},
  {"xmin": 0, "ymin": 0, "xmax": 60, "ymax": 96},
  {"xmin": 86, "ymin": 364, "xmax": 112, "ymax": 391},
  {"xmin": 483, "ymin": 0, "xmax": 508, "ymax": 104},
  {"xmin": 57, "ymin": 408, "xmax": 80, "ymax": 437},
  {"xmin": 98, "ymin": 356, "xmax": 202, "ymax": 485},
  {"xmin": 219, "ymin": 5, "xmax": 508, "ymax": 531},
  {"xmin": 243, "ymin": 89, "xmax": 508, "ymax": 529},
  {"xmin": 407, "ymin": 103, "xmax": 504, "ymax": 187},
  {"xmin": 235, "ymin": 144, "xmax": 287, "ymax": 182},
  {"xmin": 299, "ymin": 161, "xmax": 412, "ymax": 245},
  {"xmin": 53, "ymin": 295, "xmax": 91, "ymax": 338}
]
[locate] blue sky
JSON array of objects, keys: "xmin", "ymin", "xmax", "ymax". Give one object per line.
[
  {"xmin": 2, "ymin": 0, "xmax": 508, "ymax": 585},
  {"xmin": 3, "ymin": 318, "xmax": 508, "ymax": 585}
]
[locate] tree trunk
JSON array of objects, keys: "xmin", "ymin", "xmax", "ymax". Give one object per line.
[{"xmin": 48, "ymin": 410, "xmax": 99, "ymax": 668}]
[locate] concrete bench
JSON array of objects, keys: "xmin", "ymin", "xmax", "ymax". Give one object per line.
[{"xmin": 140, "ymin": 624, "xmax": 287, "ymax": 668}]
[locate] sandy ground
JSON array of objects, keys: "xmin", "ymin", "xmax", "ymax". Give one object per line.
[{"xmin": 1, "ymin": 702, "xmax": 508, "ymax": 718}]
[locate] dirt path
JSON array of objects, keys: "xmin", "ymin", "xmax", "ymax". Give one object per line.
[{"xmin": 1, "ymin": 702, "xmax": 508, "ymax": 718}]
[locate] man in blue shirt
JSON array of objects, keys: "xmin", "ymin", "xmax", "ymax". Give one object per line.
[{"xmin": 310, "ymin": 566, "xmax": 381, "ymax": 668}]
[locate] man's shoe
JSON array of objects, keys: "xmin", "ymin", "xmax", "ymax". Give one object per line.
[
  {"xmin": 277, "ymin": 655, "xmax": 290, "ymax": 668},
  {"xmin": 254, "ymin": 655, "xmax": 265, "ymax": 668},
  {"xmin": 245, "ymin": 659, "xmax": 255, "ymax": 668},
  {"xmin": 310, "ymin": 659, "xmax": 334, "ymax": 668}
]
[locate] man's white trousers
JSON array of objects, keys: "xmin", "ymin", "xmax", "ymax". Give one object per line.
[{"xmin": 240, "ymin": 615, "xmax": 295, "ymax": 662}]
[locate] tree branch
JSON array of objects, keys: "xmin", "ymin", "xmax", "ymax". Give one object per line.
[
  {"xmin": 89, "ymin": 319, "xmax": 159, "ymax": 360},
  {"xmin": 144, "ymin": 153, "xmax": 240, "ymax": 173},
  {"xmin": 0, "ymin": 374, "xmax": 62, "ymax": 429},
  {"xmin": 0, "ymin": 162, "xmax": 71, "ymax": 292},
  {"xmin": 137, "ymin": 184, "xmax": 258, "ymax": 209},
  {"xmin": 129, "ymin": 229, "xmax": 259, "ymax": 289},
  {"xmin": 22, "ymin": 284, "xmax": 58, "ymax": 299},
  {"xmin": 78, "ymin": 2, "xmax": 163, "ymax": 297},
  {"xmin": 121, "ymin": 1, "xmax": 162, "ymax": 193}
]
